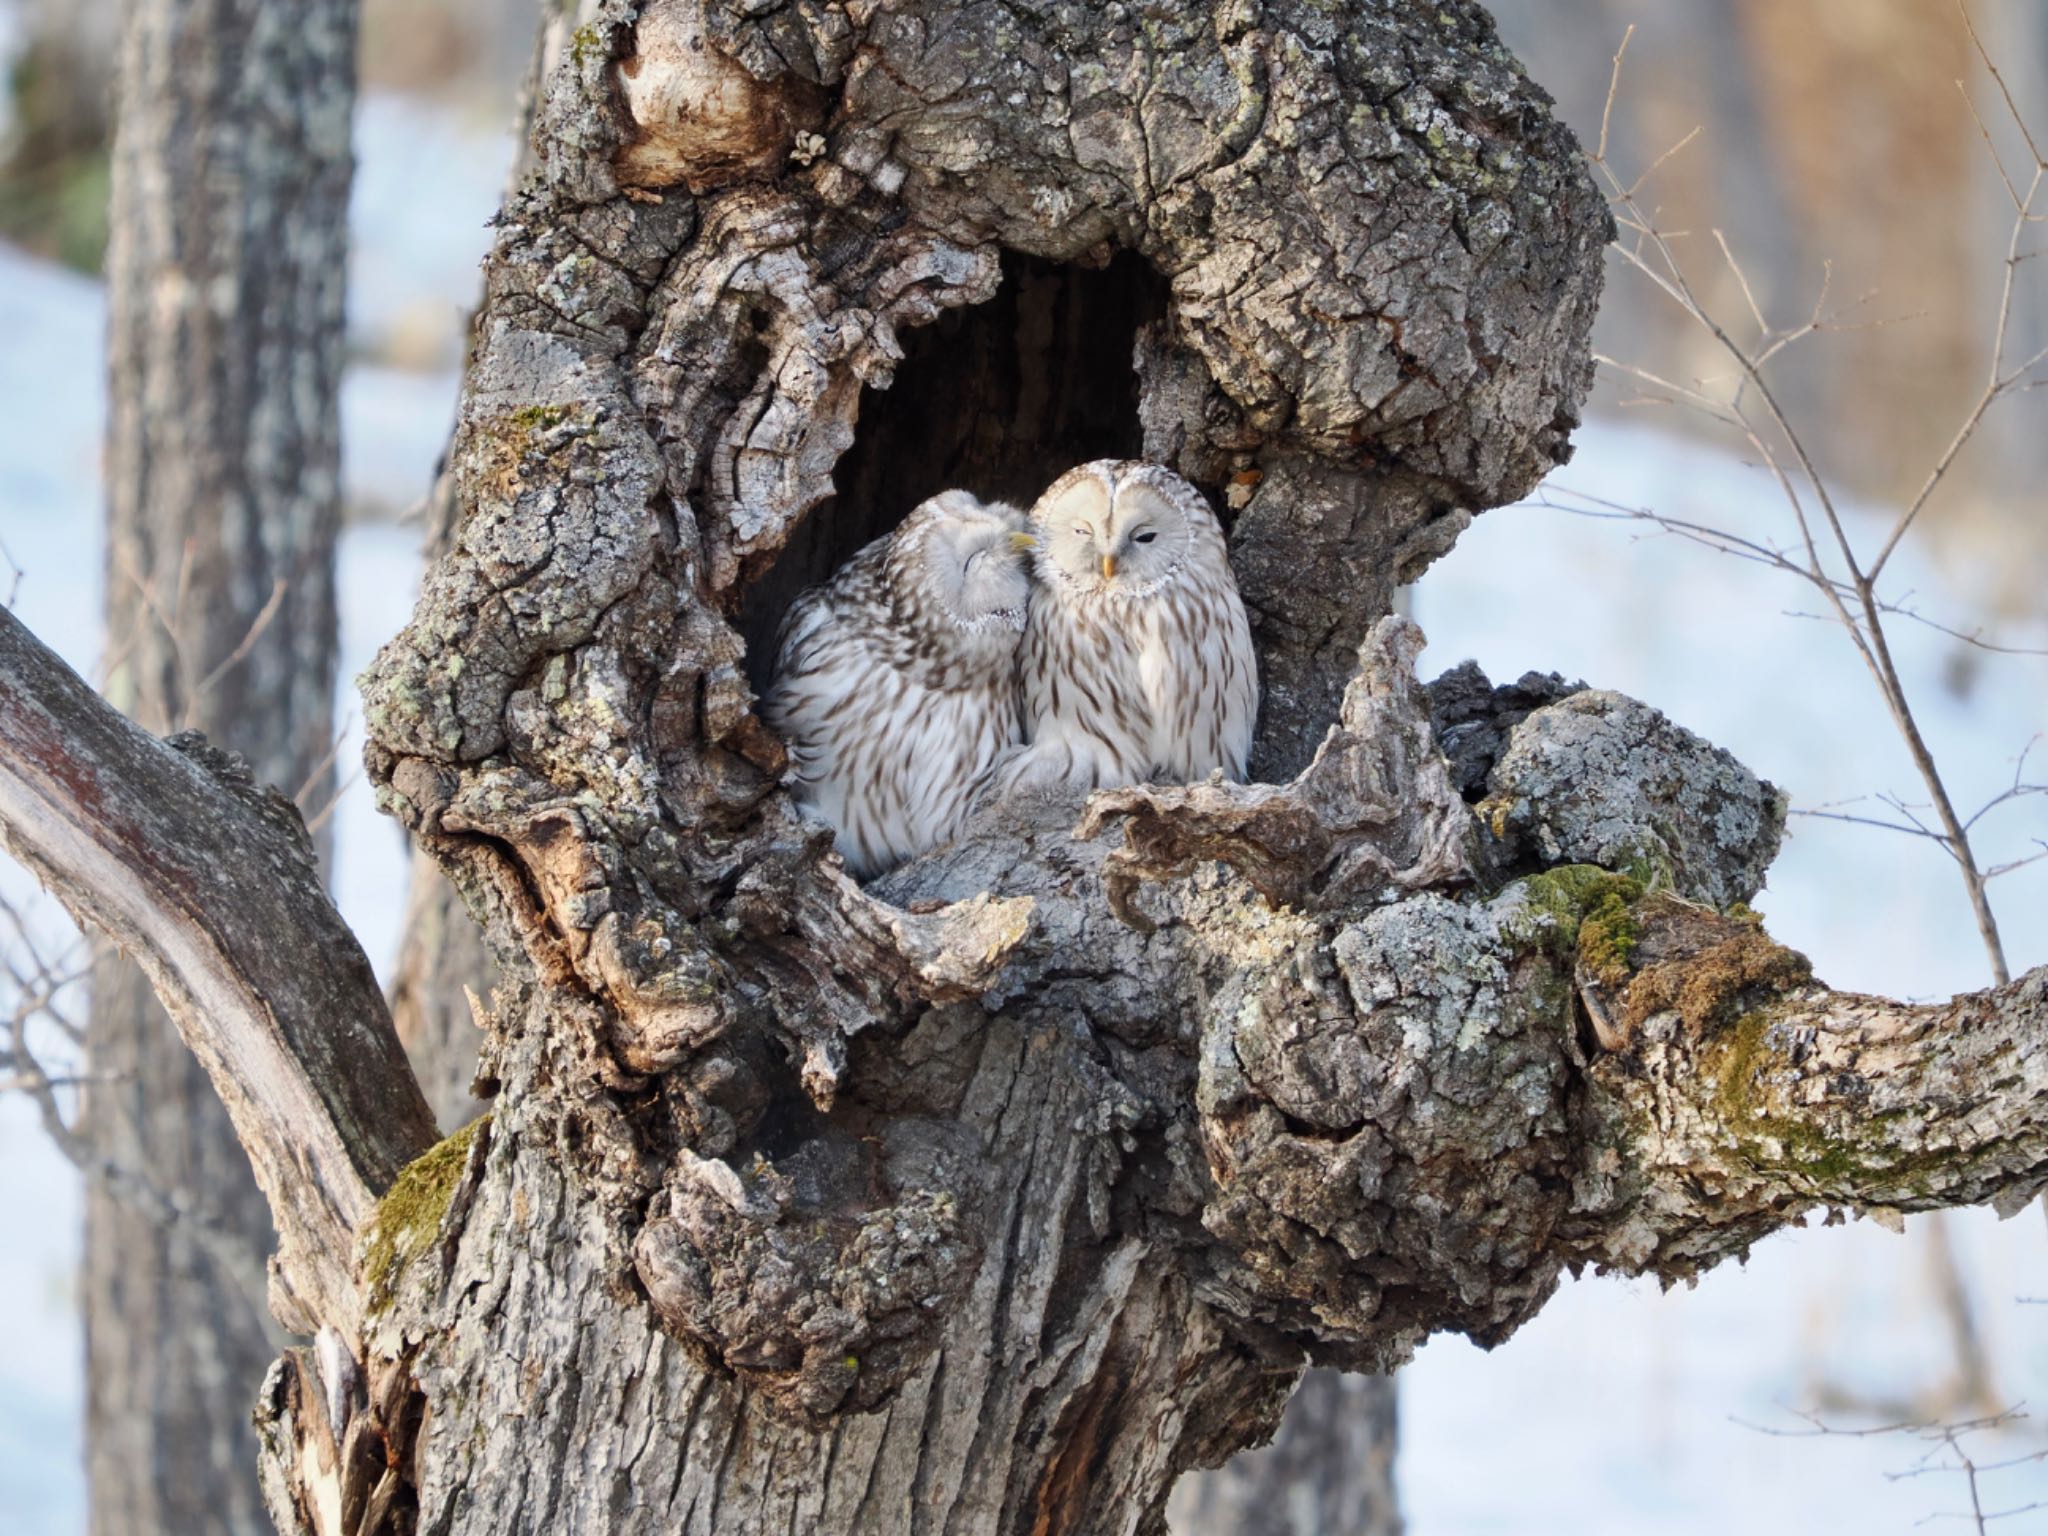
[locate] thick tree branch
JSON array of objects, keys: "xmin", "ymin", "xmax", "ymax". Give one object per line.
[
  {"xmin": 1574, "ymin": 899, "xmax": 2048, "ymax": 1269},
  {"xmin": 0, "ymin": 608, "xmax": 435, "ymax": 1344},
  {"xmin": 1175, "ymin": 676, "xmax": 2048, "ymax": 1371}
]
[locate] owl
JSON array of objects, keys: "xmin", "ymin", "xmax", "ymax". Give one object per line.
[
  {"xmin": 764, "ymin": 490, "xmax": 1037, "ymax": 878},
  {"xmin": 1011, "ymin": 460, "xmax": 1258, "ymax": 790}
]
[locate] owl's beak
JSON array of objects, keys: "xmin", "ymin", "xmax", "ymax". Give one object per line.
[
  {"xmin": 1008, "ymin": 531, "xmax": 1038, "ymax": 553},
  {"xmin": 1100, "ymin": 553, "xmax": 1118, "ymax": 580}
]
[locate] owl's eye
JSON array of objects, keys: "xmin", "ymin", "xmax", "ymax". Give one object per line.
[
  {"xmin": 1132, "ymin": 530, "xmax": 1157, "ymax": 545},
  {"xmin": 1071, "ymin": 525, "xmax": 1091, "ymax": 539}
]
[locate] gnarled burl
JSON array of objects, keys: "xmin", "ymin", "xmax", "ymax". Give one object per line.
[{"xmin": 3, "ymin": 5, "xmax": 2043, "ymax": 1536}]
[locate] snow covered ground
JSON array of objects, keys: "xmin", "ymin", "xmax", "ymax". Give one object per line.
[{"xmin": 2, "ymin": 84, "xmax": 2046, "ymax": 1536}]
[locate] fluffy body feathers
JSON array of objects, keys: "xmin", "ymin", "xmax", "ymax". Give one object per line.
[
  {"xmin": 1012, "ymin": 460, "xmax": 1258, "ymax": 790},
  {"xmin": 763, "ymin": 491, "xmax": 1033, "ymax": 877}
]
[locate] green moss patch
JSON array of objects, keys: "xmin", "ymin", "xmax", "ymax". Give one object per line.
[
  {"xmin": 1577, "ymin": 890, "xmax": 1641, "ymax": 986},
  {"xmin": 572, "ymin": 24, "xmax": 605, "ymax": 68},
  {"xmin": 1707, "ymin": 1013, "xmax": 1947, "ymax": 1192},
  {"xmin": 1507, "ymin": 865, "xmax": 1645, "ymax": 984},
  {"xmin": 364, "ymin": 1116, "xmax": 488, "ymax": 1312}
]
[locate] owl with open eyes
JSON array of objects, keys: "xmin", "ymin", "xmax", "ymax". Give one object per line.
[
  {"xmin": 764, "ymin": 490, "xmax": 1037, "ymax": 878},
  {"xmin": 1009, "ymin": 460, "xmax": 1258, "ymax": 790}
]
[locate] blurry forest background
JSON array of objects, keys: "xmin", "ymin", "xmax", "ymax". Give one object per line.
[{"xmin": 1, "ymin": 0, "xmax": 2045, "ymax": 1532}]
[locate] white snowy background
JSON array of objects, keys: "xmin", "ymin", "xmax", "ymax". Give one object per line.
[{"xmin": 2, "ymin": 79, "xmax": 2046, "ymax": 1536}]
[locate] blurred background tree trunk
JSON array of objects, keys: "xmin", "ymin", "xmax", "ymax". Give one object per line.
[
  {"xmin": 1170, "ymin": 1371, "xmax": 1402, "ymax": 1536},
  {"xmin": 83, "ymin": 0, "xmax": 357, "ymax": 1532},
  {"xmin": 1488, "ymin": 0, "xmax": 2048, "ymax": 627}
]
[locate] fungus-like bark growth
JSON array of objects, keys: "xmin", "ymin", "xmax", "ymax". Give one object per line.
[{"xmin": 3, "ymin": 5, "xmax": 2046, "ymax": 1535}]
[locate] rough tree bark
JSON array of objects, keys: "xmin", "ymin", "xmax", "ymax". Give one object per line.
[
  {"xmin": 5, "ymin": 5, "xmax": 2048, "ymax": 1536},
  {"xmin": 83, "ymin": 0, "xmax": 358, "ymax": 1532},
  {"xmin": 386, "ymin": 467, "xmax": 501, "ymax": 1135},
  {"xmin": 384, "ymin": 20, "xmax": 551, "ymax": 1135}
]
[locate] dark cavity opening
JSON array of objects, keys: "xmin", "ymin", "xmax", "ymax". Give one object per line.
[{"xmin": 738, "ymin": 249, "xmax": 1169, "ymax": 693}]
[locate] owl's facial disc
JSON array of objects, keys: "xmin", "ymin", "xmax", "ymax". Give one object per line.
[
  {"xmin": 930, "ymin": 502, "xmax": 1032, "ymax": 637},
  {"xmin": 1036, "ymin": 471, "xmax": 1189, "ymax": 598}
]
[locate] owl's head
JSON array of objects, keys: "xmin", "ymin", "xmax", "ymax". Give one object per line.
[
  {"xmin": 890, "ymin": 490, "xmax": 1036, "ymax": 644},
  {"xmin": 1031, "ymin": 461, "xmax": 1199, "ymax": 600}
]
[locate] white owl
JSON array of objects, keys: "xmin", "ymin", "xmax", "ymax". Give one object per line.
[
  {"xmin": 764, "ymin": 490, "xmax": 1036, "ymax": 877},
  {"xmin": 1011, "ymin": 460, "xmax": 1258, "ymax": 790}
]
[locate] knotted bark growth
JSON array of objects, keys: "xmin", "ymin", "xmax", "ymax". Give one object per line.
[{"xmin": 6, "ymin": 4, "xmax": 2044, "ymax": 1536}]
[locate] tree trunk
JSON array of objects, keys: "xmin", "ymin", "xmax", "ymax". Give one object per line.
[
  {"xmin": 83, "ymin": 0, "xmax": 358, "ymax": 1532},
  {"xmin": 382, "ymin": 27, "xmax": 549, "ymax": 1133},
  {"xmin": 5, "ymin": 6, "xmax": 2048, "ymax": 1536}
]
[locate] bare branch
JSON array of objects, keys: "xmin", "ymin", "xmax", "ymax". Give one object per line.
[
  {"xmin": 1596, "ymin": 23, "xmax": 1633, "ymax": 167},
  {"xmin": 1587, "ymin": 28, "xmax": 2031, "ymax": 985},
  {"xmin": 1735, "ymin": 1400, "xmax": 2048, "ymax": 1532},
  {"xmin": 1959, "ymin": 0, "xmax": 2042, "ymax": 169},
  {"xmin": 0, "ymin": 534, "xmax": 21, "ymax": 610},
  {"xmin": 291, "ymin": 713, "xmax": 353, "ymax": 814},
  {"xmin": 1791, "ymin": 807, "xmax": 1954, "ymax": 843},
  {"xmin": 301, "ymin": 766, "xmax": 361, "ymax": 841},
  {"xmin": 0, "ymin": 606, "xmax": 436, "ymax": 1344},
  {"xmin": 1714, "ymin": 228, "xmax": 1769, "ymax": 341},
  {"xmin": 1984, "ymin": 844, "xmax": 2048, "ymax": 882}
]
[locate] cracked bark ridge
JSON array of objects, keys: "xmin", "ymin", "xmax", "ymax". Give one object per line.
[
  {"xmin": 634, "ymin": 1155, "xmax": 973, "ymax": 1421},
  {"xmin": 1425, "ymin": 657, "xmax": 1585, "ymax": 799}
]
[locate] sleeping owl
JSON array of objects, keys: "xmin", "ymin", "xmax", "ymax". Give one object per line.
[
  {"xmin": 764, "ymin": 490, "xmax": 1037, "ymax": 877},
  {"xmin": 1009, "ymin": 460, "xmax": 1258, "ymax": 790}
]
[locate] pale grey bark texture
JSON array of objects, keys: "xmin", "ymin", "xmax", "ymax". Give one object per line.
[
  {"xmin": 84, "ymin": 0, "xmax": 360, "ymax": 1531},
  {"xmin": 387, "ymin": 470, "xmax": 500, "ymax": 1135},
  {"xmin": 383, "ymin": 22, "xmax": 546, "ymax": 1138},
  {"xmin": 6, "ymin": 5, "xmax": 2048, "ymax": 1536}
]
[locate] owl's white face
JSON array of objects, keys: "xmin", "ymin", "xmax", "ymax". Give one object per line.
[
  {"xmin": 902, "ymin": 490, "xmax": 1035, "ymax": 639},
  {"xmin": 1033, "ymin": 468, "xmax": 1192, "ymax": 599}
]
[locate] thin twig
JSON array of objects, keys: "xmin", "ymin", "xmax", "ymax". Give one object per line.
[
  {"xmin": 301, "ymin": 766, "xmax": 360, "ymax": 840},
  {"xmin": 0, "ymin": 534, "xmax": 21, "ymax": 609},
  {"xmin": 192, "ymin": 577, "xmax": 287, "ymax": 704},
  {"xmin": 1739, "ymin": 1407, "xmax": 2045, "ymax": 1535},
  {"xmin": 1586, "ymin": 8, "xmax": 2039, "ymax": 986},
  {"xmin": 292, "ymin": 713, "xmax": 354, "ymax": 814}
]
